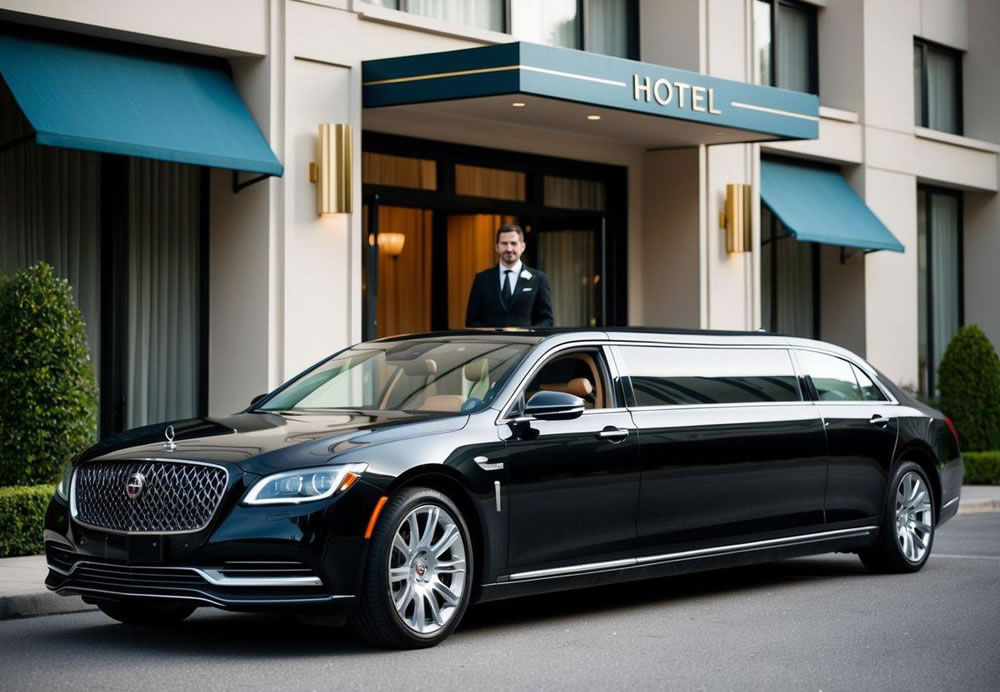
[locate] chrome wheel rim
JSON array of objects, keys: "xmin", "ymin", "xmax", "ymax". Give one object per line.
[
  {"xmin": 388, "ymin": 504, "xmax": 467, "ymax": 635},
  {"xmin": 895, "ymin": 471, "xmax": 933, "ymax": 563}
]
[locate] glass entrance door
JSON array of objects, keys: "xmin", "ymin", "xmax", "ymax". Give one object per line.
[{"xmin": 530, "ymin": 215, "xmax": 606, "ymax": 328}]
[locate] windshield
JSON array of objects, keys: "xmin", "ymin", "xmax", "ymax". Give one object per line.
[{"xmin": 259, "ymin": 339, "xmax": 534, "ymax": 414}]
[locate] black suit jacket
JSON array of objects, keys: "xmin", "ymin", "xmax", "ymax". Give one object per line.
[{"xmin": 465, "ymin": 265, "xmax": 554, "ymax": 328}]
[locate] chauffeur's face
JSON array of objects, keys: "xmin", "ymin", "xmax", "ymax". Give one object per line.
[{"xmin": 496, "ymin": 230, "xmax": 526, "ymax": 268}]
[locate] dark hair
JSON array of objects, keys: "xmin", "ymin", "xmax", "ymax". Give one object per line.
[{"xmin": 496, "ymin": 224, "xmax": 524, "ymax": 243}]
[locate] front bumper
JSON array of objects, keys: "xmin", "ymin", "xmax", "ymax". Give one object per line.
[{"xmin": 43, "ymin": 477, "xmax": 385, "ymax": 613}]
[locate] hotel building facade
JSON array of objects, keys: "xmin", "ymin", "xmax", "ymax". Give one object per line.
[{"xmin": 0, "ymin": 0, "xmax": 997, "ymax": 435}]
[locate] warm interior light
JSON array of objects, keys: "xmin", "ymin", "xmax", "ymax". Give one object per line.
[
  {"xmin": 587, "ymin": 114, "xmax": 601, "ymax": 120},
  {"xmin": 512, "ymin": 101, "xmax": 526, "ymax": 107},
  {"xmin": 378, "ymin": 232, "xmax": 406, "ymax": 257}
]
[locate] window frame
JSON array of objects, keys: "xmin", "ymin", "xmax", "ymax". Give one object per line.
[
  {"xmin": 755, "ymin": 0, "xmax": 819, "ymax": 95},
  {"xmin": 383, "ymin": 0, "xmax": 639, "ymax": 59},
  {"xmin": 914, "ymin": 38, "xmax": 964, "ymax": 136},
  {"xmin": 917, "ymin": 184, "xmax": 965, "ymax": 396}
]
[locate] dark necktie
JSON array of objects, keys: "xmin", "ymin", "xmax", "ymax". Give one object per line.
[{"xmin": 502, "ymin": 269, "xmax": 513, "ymax": 306}]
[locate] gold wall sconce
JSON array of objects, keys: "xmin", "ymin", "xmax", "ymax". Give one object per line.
[
  {"xmin": 309, "ymin": 123, "xmax": 352, "ymax": 215},
  {"xmin": 718, "ymin": 183, "xmax": 752, "ymax": 253},
  {"xmin": 378, "ymin": 232, "xmax": 405, "ymax": 258}
]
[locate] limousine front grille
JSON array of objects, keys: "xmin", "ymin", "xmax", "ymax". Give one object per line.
[{"xmin": 73, "ymin": 460, "xmax": 228, "ymax": 533}]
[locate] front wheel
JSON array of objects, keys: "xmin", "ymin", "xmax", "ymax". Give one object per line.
[
  {"xmin": 859, "ymin": 461, "xmax": 935, "ymax": 573},
  {"xmin": 96, "ymin": 599, "xmax": 197, "ymax": 625},
  {"xmin": 351, "ymin": 487, "xmax": 473, "ymax": 648}
]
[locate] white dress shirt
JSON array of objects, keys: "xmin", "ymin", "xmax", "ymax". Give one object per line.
[{"xmin": 498, "ymin": 260, "xmax": 522, "ymax": 295}]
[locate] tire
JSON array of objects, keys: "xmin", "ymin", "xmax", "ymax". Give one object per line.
[
  {"xmin": 351, "ymin": 487, "xmax": 473, "ymax": 649},
  {"xmin": 96, "ymin": 599, "xmax": 197, "ymax": 625},
  {"xmin": 859, "ymin": 461, "xmax": 935, "ymax": 574}
]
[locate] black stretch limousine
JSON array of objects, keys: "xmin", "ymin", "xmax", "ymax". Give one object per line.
[{"xmin": 45, "ymin": 329, "xmax": 963, "ymax": 648}]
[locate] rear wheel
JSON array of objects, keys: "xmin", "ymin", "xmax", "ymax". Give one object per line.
[
  {"xmin": 351, "ymin": 487, "xmax": 472, "ymax": 649},
  {"xmin": 96, "ymin": 599, "xmax": 197, "ymax": 625},
  {"xmin": 859, "ymin": 461, "xmax": 935, "ymax": 573}
]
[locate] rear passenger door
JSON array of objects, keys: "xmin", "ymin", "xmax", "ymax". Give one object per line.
[
  {"xmin": 793, "ymin": 350, "xmax": 899, "ymax": 524},
  {"xmin": 614, "ymin": 345, "xmax": 828, "ymax": 550}
]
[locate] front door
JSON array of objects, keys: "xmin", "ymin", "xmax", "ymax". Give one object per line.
[
  {"xmin": 502, "ymin": 347, "xmax": 640, "ymax": 573},
  {"xmin": 530, "ymin": 215, "xmax": 606, "ymax": 328}
]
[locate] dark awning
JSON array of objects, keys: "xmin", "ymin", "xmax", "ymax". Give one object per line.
[
  {"xmin": 0, "ymin": 32, "xmax": 282, "ymax": 176},
  {"xmin": 761, "ymin": 159, "xmax": 904, "ymax": 252}
]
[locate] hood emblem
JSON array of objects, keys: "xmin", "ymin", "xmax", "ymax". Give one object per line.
[
  {"xmin": 164, "ymin": 424, "xmax": 177, "ymax": 452},
  {"xmin": 126, "ymin": 472, "xmax": 145, "ymax": 500}
]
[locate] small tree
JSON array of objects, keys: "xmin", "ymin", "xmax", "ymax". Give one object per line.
[
  {"xmin": 937, "ymin": 325, "xmax": 1000, "ymax": 452},
  {"xmin": 0, "ymin": 262, "xmax": 98, "ymax": 486}
]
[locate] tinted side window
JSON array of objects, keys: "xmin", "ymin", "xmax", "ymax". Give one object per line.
[
  {"xmin": 796, "ymin": 350, "xmax": 863, "ymax": 401},
  {"xmin": 852, "ymin": 365, "xmax": 888, "ymax": 401},
  {"xmin": 619, "ymin": 346, "xmax": 801, "ymax": 406}
]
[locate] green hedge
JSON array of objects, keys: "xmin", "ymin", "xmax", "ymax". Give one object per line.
[
  {"xmin": 964, "ymin": 451, "xmax": 1000, "ymax": 486},
  {"xmin": 0, "ymin": 485, "xmax": 55, "ymax": 558},
  {"xmin": 938, "ymin": 325, "xmax": 1000, "ymax": 452}
]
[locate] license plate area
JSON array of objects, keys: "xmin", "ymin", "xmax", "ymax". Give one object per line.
[{"xmin": 105, "ymin": 534, "xmax": 165, "ymax": 562}]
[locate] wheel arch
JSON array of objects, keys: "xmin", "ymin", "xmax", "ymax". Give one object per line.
[
  {"xmin": 386, "ymin": 466, "xmax": 487, "ymax": 598},
  {"xmin": 894, "ymin": 441, "xmax": 942, "ymax": 520}
]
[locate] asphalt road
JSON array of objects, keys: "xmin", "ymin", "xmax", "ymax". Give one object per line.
[{"xmin": 3, "ymin": 514, "xmax": 999, "ymax": 692}]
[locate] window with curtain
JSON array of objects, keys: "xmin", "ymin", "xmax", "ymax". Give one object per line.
[
  {"xmin": 371, "ymin": 0, "xmax": 636, "ymax": 58},
  {"xmin": 761, "ymin": 204, "xmax": 817, "ymax": 338},
  {"xmin": 917, "ymin": 186, "xmax": 962, "ymax": 396},
  {"xmin": 914, "ymin": 40, "xmax": 962, "ymax": 135},
  {"xmin": 753, "ymin": 0, "xmax": 818, "ymax": 94}
]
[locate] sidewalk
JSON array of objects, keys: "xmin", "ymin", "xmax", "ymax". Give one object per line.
[{"xmin": 3, "ymin": 485, "xmax": 999, "ymax": 621}]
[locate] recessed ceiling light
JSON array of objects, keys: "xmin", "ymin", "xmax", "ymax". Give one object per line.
[
  {"xmin": 512, "ymin": 102, "xmax": 526, "ymax": 107},
  {"xmin": 587, "ymin": 114, "xmax": 601, "ymax": 120}
]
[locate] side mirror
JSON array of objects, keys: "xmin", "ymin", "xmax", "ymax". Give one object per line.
[
  {"xmin": 249, "ymin": 393, "xmax": 268, "ymax": 408},
  {"xmin": 523, "ymin": 390, "xmax": 585, "ymax": 421}
]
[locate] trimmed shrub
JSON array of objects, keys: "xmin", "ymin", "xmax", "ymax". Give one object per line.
[
  {"xmin": 0, "ymin": 262, "xmax": 98, "ymax": 487},
  {"xmin": 0, "ymin": 485, "xmax": 55, "ymax": 558},
  {"xmin": 964, "ymin": 451, "xmax": 1000, "ymax": 486},
  {"xmin": 937, "ymin": 325, "xmax": 1000, "ymax": 452}
]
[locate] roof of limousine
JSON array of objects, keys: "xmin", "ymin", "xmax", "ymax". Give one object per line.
[{"xmin": 374, "ymin": 326, "xmax": 788, "ymax": 342}]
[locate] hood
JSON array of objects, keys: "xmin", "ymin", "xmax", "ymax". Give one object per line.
[{"xmin": 79, "ymin": 410, "xmax": 470, "ymax": 475}]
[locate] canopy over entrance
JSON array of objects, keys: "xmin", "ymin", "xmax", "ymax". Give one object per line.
[{"xmin": 363, "ymin": 42, "xmax": 818, "ymax": 147}]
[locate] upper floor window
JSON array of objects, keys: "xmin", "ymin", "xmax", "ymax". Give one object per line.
[
  {"xmin": 914, "ymin": 39, "xmax": 962, "ymax": 135},
  {"xmin": 753, "ymin": 0, "xmax": 818, "ymax": 94},
  {"xmin": 368, "ymin": 0, "xmax": 637, "ymax": 58}
]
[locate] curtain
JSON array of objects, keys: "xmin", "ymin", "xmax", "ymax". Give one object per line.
[
  {"xmin": 754, "ymin": 0, "xmax": 773, "ymax": 85},
  {"xmin": 760, "ymin": 206, "xmax": 774, "ymax": 330},
  {"xmin": 775, "ymin": 234, "xmax": 814, "ymax": 337},
  {"xmin": 917, "ymin": 189, "xmax": 929, "ymax": 393},
  {"xmin": 408, "ymin": 0, "xmax": 504, "ymax": 32},
  {"xmin": 776, "ymin": 2, "xmax": 810, "ymax": 93},
  {"xmin": 585, "ymin": 0, "xmax": 628, "ymax": 57},
  {"xmin": 362, "ymin": 152, "xmax": 437, "ymax": 190},
  {"xmin": 511, "ymin": 0, "xmax": 579, "ymax": 49},
  {"xmin": 930, "ymin": 193, "xmax": 960, "ymax": 383},
  {"xmin": 0, "ymin": 83, "xmax": 101, "ymax": 382},
  {"xmin": 446, "ymin": 214, "xmax": 513, "ymax": 328},
  {"xmin": 913, "ymin": 46, "xmax": 924, "ymax": 126},
  {"xmin": 455, "ymin": 165, "xmax": 525, "ymax": 201},
  {"xmin": 377, "ymin": 207, "xmax": 433, "ymax": 337},
  {"xmin": 538, "ymin": 230, "xmax": 597, "ymax": 327},
  {"xmin": 926, "ymin": 46, "xmax": 960, "ymax": 134},
  {"xmin": 544, "ymin": 176, "xmax": 606, "ymax": 211},
  {"xmin": 126, "ymin": 159, "xmax": 201, "ymax": 428}
]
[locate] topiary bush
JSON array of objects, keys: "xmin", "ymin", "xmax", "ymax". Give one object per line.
[
  {"xmin": 0, "ymin": 262, "xmax": 98, "ymax": 487},
  {"xmin": 937, "ymin": 325, "xmax": 1000, "ymax": 452},
  {"xmin": 0, "ymin": 485, "xmax": 55, "ymax": 557},
  {"xmin": 963, "ymin": 451, "xmax": 1000, "ymax": 485}
]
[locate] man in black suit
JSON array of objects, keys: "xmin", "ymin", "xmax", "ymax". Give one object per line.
[{"xmin": 465, "ymin": 224, "xmax": 554, "ymax": 328}]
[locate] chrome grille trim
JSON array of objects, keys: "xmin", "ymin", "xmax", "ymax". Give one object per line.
[
  {"xmin": 70, "ymin": 458, "xmax": 229, "ymax": 535},
  {"xmin": 54, "ymin": 560, "xmax": 323, "ymax": 587}
]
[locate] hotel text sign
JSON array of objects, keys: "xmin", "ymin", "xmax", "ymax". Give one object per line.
[{"xmin": 632, "ymin": 74, "xmax": 722, "ymax": 115}]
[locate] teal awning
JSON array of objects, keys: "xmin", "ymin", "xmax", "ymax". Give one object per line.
[
  {"xmin": 761, "ymin": 159, "xmax": 903, "ymax": 252},
  {"xmin": 0, "ymin": 33, "xmax": 282, "ymax": 176}
]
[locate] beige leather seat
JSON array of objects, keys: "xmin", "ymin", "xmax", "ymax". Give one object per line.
[
  {"xmin": 540, "ymin": 377, "xmax": 594, "ymax": 406},
  {"xmin": 417, "ymin": 395, "xmax": 467, "ymax": 412}
]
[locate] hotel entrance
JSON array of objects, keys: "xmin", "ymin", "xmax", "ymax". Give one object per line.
[{"xmin": 361, "ymin": 133, "xmax": 623, "ymax": 339}]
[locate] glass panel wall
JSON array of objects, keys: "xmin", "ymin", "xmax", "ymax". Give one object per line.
[
  {"xmin": 455, "ymin": 165, "xmax": 526, "ymax": 201},
  {"xmin": 363, "ymin": 152, "xmax": 437, "ymax": 190},
  {"xmin": 918, "ymin": 186, "xmax": 962, "ymax": 395}
]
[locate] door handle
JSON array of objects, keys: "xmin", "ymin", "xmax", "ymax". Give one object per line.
[
  {"xmin": 596, "ymin": 427, "xmax": 629, "ymax": 442},
  {"xmin": 870, "ymin": 415, "xmax": 890, "ymax": 427}
]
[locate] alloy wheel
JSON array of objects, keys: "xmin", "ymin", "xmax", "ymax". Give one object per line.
[
  {"xmin": 895, "ymin": 471, "xmax": 933, "ymax": 563},
  {"xmin": 387, "ymin": 504, "xmax": 467, "ymax": 635}
]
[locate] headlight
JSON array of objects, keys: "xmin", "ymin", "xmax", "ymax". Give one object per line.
[
  {"xmin": 55, "ymin": 460, "xmax": 74, "ymax": 501},
  {"xmin": 243, "ymin": 463, "xmax": 367, "ymax": 505}
]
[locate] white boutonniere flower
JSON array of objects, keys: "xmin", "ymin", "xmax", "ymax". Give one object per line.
[{"xmin": 520, "ymin": 270, "xmax": 532, "ymax": 280}]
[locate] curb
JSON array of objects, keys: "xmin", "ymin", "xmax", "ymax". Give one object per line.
[
  {"xmin": 957, "ymin": 499, "xmax": 1000, "ymax": 515},
  {"xmin": 0, "ymin": 592, "xmax": 95, "ymax": 621}
]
